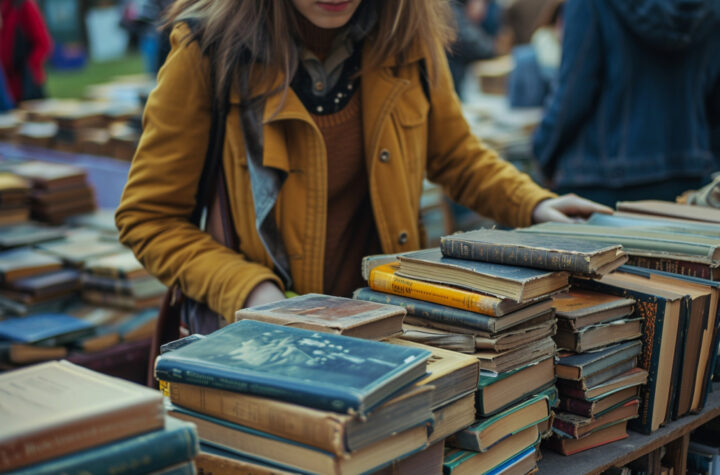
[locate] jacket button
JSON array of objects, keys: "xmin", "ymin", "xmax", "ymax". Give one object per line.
[
  {"xmin": 398, "ymin": 231, "xmax": 408, "ymax": 245},
  {"xmin": 379, "ymin": 149, "xmax": 391, "ymax": 163}
]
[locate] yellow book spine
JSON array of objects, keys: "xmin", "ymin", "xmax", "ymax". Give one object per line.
[{"xmin": 368, "ymin": 263, "xmax": 499, "ymax": 316}]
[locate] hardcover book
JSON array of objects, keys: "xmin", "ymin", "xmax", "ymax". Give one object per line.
[
  {"xmin": 473, "ymin": 336, "xmax": 555, "ymax": 374},
  {"xmin": 0, "ymin": 341, "xmax": 67, "ymax": 364},
  {"xmin": 366, "ymin": 263, "xmax": 536, "ymax": 316},
  {"xmin": 558, "ymin": 386, "xmax": 640, "ymax": 418},
  {"xmin": 396, "ymin": 248, "xmax": 570, "ymax": 302},
  {"xmin": 8, "ymin": 160, "xmax": 87, "ymax": 190},
  {"xmin": 554, "ymin": 318, "xmax": 643, "ymax": 353},
  {"xmin": 440, "ymin": 228, "xmax": 627, "ymax": 276},
  {"xmin": 547, "ymin": 420, "xmax": 629, "ymax": 456},
  {"xmin": 8, "ymin": 416, "xmax": 199, "ymax": 475},
  {"xmin": 442, "ymin": 425, "xmax": 539, "ymax": 475},
  {"xmin": 167, "ymin": 380, "xmax": 433, "ymax": 455},
  {"xmin": 553, "ymin": 289, "xmax": 636, "ymax": 331},
  {"xmin": 429, "ymin": 393, "xmax": 476, "ymax": 444},
  {"xmin": 555, "ymin": 340, "xmax": 643, "ymax": 380},
  {"xmin": 0, "ymin": 247, "xmax": 63, "ymax": 282},
  {"xmin": 84, "ymin": 250, "xmax": 150, "ymax": 280},
  {"xmin": 556, "ymin": 367, "xmax": 648, "ymax": 401},
  {"xmin": 167, "ymin": 403, "xmax": 428, "ymax": 475},
  {"xmin": 449, "ymin": 392, "xmax": 551, "ymax": 452},
  {"xmin": 0, "ymin": 222, "xmax": 65, "ymax": 249},
  {"xmin": 154, "ymin": 320, "xmax": 431, "ymax": 415},
  {"xmin": 476, "ymin": 356, "xmax": 555, "ymax": 416},
  {"xmin": 0, "ymin": 361, "xmax": 164, "ymax": 472},
  {"xmin": 616, "ymin": 200, "xmax": 720, "ymax": 224},
  {"xmin": 552, "ymin": 399, "xmax": 639, "ymax": 439},
  {"xmin": 568, "ymin": 357, "xmax": 638, "ymax": 391},
  {"xmin": 235, "ymin": 293, "xmax": 405, "ymax": 340},
  {"xmin": 36, "ymin": 239, "xmax": 126, "ymax": 267},
  {"xmin": 195, "ymin": 444, "xmax": 298, "ymax": 475},
  {"xmin": 0, "ymin": 313, "xmax": 95, "ymax": 346},
  {"xmin": 353, "ymin": 287, "xmax": 553, "ymax": 334},
  {"xmin": 387, "ymin": 337, "xmax": 479, "ymax": 409}
]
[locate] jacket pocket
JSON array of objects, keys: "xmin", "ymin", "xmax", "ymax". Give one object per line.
[{"xmin": 393, "ymin": 86, "xmax": 430, "ymax": 203}]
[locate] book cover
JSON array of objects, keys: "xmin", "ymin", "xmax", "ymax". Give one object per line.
[
  {"xmin": 353, "ymin": 287, "xmax": 552, "ymax": 334},
  {"xmin": 554, "ymin": 318, "xmax": 643, "ymax": 353},
  {"xmin": 552, "ymin": 399, "xmax": 639, "ymax": 439},
  {"xmin": 473, "ymin": 336, "xmax": 556, "ymax": 374},
  {"xmin": 558, "ymin": 387, "xmax": 639, "ymax": 418},
  {"xmin": 84, "ymin": 251, "xmax": 149, "ymax": 280},
  {"xmin": 195, "ymin": 444, "xmax": 298, "ymax": 475},
  {"xmin": 0, "ymin": 313, "xmax": 95, "ymax": 346},
  {"xmin": 0, "ymin": 341, "xmax": 67, "ymax": 364},
  {"xmin": 616, "ymin": 200, "xmax": 720, "ymax": 225},
  {"xmin": 573, "ymin": 357, "xmax": 638, "ymax": 390},
  {"xmin": 0, "ymin": 361, "xmax": 164, "ymax": 472},
  {"xmin": 0, "ymin": 222, "xmax": 65, "ymax": 249},
  {"xmin": 553, "ymin": 289, "xmax": 636, "ymax": 330},
  {"xmin": 557, "ymin": 367, "xmax": 648, "ymax": 401},
  {"xmin": 8, "ymin": 160, "xmax": 87, "ymax": 190},
  {"xmin": 449, "ymin": 392, "xmax": 551, "ymax": 452},
  {"xmin": 547, "ymin": 421, "xmax": 629, "ymax": 456},
  {"xmin": 429, "ymin": 393, "xmax": 476, "ymax": 444},
  {"xmin": 0, "ymin": 247, "xmax": 63, "ymax": 282},
  {"xmin": 9, "ymin": 269, "xmax": 81, "ymax": 296},
  {"xmin": 554, "ymin": 340, "xmax": 642, "ymax": 380},
  {"xmin": 168, "ymin": 403, "xmax": 428, "ymax": 475},
  {"xmin": 476, "ymin": 357, "xmax": 555, "ymax": 416},
  {"xmin": 625, "ymin": 255, "xmax": 720, "ymax": 281},
  {"xmin": 397, "ymin": 248, "xmax": 569, "ymax": 301},
  {"xmin": 37, "ymin": 239, "xmax": 126, "ymax": 267},
  {"xmin": 8, "ymin": 416, "xmax": 198, "ymax": 475},
  {"xmin": 440, "ymin": 228, "xmax": 626, "ymax": 276},
  {"xmin": 154, "ymin": 320, "xmax": 431, "ymax": 415},
  {"xmin": 366, "ymin": 263, "xmax": 527, "ymax": 316},
  {"xmin": 234, "ymin": 293, "xmax": 405, "ymax": 340}
]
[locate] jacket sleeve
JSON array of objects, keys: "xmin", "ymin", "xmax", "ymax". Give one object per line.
[
  {"xmin": 115, "ymin": 24, "xmax": 283, "ymax": 323},
  {"xmin": 532, "ymin": 0, "xmax": 603, "ymax": 181},
  {"xmin": 425, "ymin": 50, "xmax": 556, "ymax": 229}
]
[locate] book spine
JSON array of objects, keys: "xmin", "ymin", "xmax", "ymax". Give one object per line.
[
  {"xmin": 13, "ymin": 421, "xmax": 198, "ymax": 475},
  {"xmin": 168, "ymin": 383, "xmax": 346, "ymax": 455},
  {"xmin": 626, "ymin": 255, "xmax": 713, "ymax": 280},
  {"xmin": 354, "ymin": 287, "xmax": 496, "ymax": 332},
  {"xmin": 551, "ymin": 418, "xmax": 580, "ymax": 439},
  {"xmin": 557, "ymin": 398, "xmax": 593, "ymax": 417},
  {"xmin": 155, "ymin": 358, "xmax": 362, "ymax": 415},
  {"xmin": 441, "ymin": 239, "xmax": 592, "ymax": 274},
  {"xmin": 0, "ymin": 403, "xmax": 164, "ymax": 472},
  {"xmin": 367, "ymin": 265, "xmax": 501, "ymax": 316}
]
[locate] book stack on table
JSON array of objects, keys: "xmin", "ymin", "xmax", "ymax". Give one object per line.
[
  {"xmin": 6, "ymin": 160, "xmax": 96, "ymax": 225},
  {"xmin": 0, "ymin": 172, "xmax": 30, "ymax": 226},
  {"xmin": 156, "ymin": 318, "xmax": 438, "ymax": 474},
  {"xmin": 0, "ymin": 360, "xmax": 199, "ymax": 474},
  {"xmin": 547, "ymin": 289, "xmax": 647, "ymax": 455},
  {"xmin": 352, "ymin": 228, "xmax": 628, "ymax": 473}
]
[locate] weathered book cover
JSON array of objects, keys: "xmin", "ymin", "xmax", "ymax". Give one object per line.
[
  {"xmin": 553, "ymin": 289, "xmax": 636, "ymax": 330},
  {"xmin": 234, "ymin": 293, "xmax": 405, "ymax": 340},
  {"xmin": 558, "ymin": 386, "xmax": 640, "ymax": 418},
  {"xmin": 0, "ymin": 247, "xmax": 63, "ymax": 282},
  {"xmin": 443, "ymin": 426, "xmax": 539, "ymax": 475},
  {"xmin": 616, "ymin": 200, "xmax": 720, "ymax": 224},
  {"xmin": 554, "ymin": 318, "xmax": 643, "ymax": 353},
  {"xmin": 448, "ymin": 392, "xmax": 551, "ymax": 452},
  {"xmin": 8, "ymin": 160, "xmax": 87, "ymax": 190},
  {"xmin": 84, "ymin": 250, "xmax": 149, "ymax": 280},
  {"xmin": 626, "ymin": 255, "xmax": 720, "ymax": 281},
  {"xmin": 0, "ymin": 361, "xmax": 164, "ymax": 472},
  {"xmin": 397, "ymin": 248, "xmax": 569, "ymax": 302},
  {"xmin": 366, "ymin": 263, "xmax": 527, "ymax": 316},
  {"xmin": 0, "ymin": 222, "xmax": 66, "ymax": 248},
  {"xmin": 547, "ymin": 421, "xmax": 629, "ymax": 456},
  {"xmin": 353, "ymin": 287, "xmax": 552, "ymax": 334},
  {"xmin": 195, "ymin": 444, "xmax": 298, "ymax": 475},
  {"xmin": 9, "ymin": 416, "xmax": 198, "ymax": 475},
  {"xmin": 556, "ymin": 367, "xmax": 648, "ymax": 401},
  {"xmin": 554, "ymin": 340, "xmax": 642, "ymax": 380},
  {"xmin": 441, "ymin": 228, "xmax": 626, "ymax": 276},
  {"xmin": 154, "ymin": 320, "xmax": 430, "ymax": 415},
  {"xmin": 473, "ymin": 336, "xmax": 556, "ymax": 374},
  {"xmin": 0, "ymin": 313, "xmax": 95, "ymax": 346},
  {"xmin": 552, "ymin": 399, "xmax": 639, "ymax": 439},
  {"xmin": 572, "ymin": 357, "xmax": 638, "ymax": 391}
]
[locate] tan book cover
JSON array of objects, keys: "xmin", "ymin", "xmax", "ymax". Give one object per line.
[
  {"xmin": 0, "ymin": 248, "xmax": 63, "ymax": 282},
  {"xmin": 9, "ymin": 160, "xmax": 87, "ymax": 190},
  {"xmin": 617, "ymin": 200, "xmax": 720, "ymax": 224},
  {"xmin": 553, "ymin": 289, "xmax": 636, "ymax": 330},
  {"xmin": 85, "ymin": 250, "xmax": 149, "ymax": 280},
  {"xmin": 0, "ymin": 361, "xmax": 164, "ymax": 471},
  {"xmin": 428, "ymin": 392, "xmax": 476, "ymax": 444},
  {"xmin": 473, "ymin": 336, "xmax": 556, "ymax": 374},
  {"xmin": 235, "ymin": 293, "xmax": 405, "ymax": 340}
]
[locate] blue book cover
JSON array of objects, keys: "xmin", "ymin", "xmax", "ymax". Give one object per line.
[
  {"xmin": 486, "ymin": 447, "xmax": 536, "ymax": 475},
  {"xmin": 155, "ymin": 320, "xmax": 431, "ymax": 414},
  {"xmin": 8, "ymin": 416, "xmax": 199, "ymax": 475},
  {"xmin": 0, "ymin": 313, "xmax": 94, "ymax": 346}
]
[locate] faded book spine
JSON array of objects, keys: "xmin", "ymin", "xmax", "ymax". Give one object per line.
[
  {"xmin": 441, "ymin": 239, "xmax": 592, "ymax": 274},
  {"xmin": 557, "ymin": 398, "xmax": 594, "ymax": 417},
  {"xmin": 626, "ymin": 255, "xmax": 716, "ymax": 280},
  {"xmin": 367, "ymin": 264, "xmax": 502, "ymax": 316},
  {"xmin": 0, "ymin": 403, "xmax": 163, "ymax": 472},
  {"xmin": 168, "ymin": 382, "xmax": 347, "ymax": 455}
]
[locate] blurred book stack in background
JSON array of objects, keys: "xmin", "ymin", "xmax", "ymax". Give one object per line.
[{"xmin": 0, "ymin": 172, "xmax": 30, "ymax": 226}]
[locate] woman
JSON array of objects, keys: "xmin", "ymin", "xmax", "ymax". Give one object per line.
[{"xmin": 116, "ymin": 0, "xmax": 608, "ymax": 326}]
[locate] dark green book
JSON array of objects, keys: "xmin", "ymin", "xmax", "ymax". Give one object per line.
[
  {"xmin": 441, "ymin": 228, "xmax": 626, "ymax": 276},
  {"xmin": 397, "ymin": 248, "xmax": 569, "ymax": 302}
]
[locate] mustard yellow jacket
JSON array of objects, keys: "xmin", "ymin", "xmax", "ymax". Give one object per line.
[{"xmin": 116, "ymin": 24, "xmax": 555, "ymax": 322}]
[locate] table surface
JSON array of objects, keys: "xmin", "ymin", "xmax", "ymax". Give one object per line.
[{"xmin": 537, "ymin": 383, "xmax": 720, "ymax": 474}]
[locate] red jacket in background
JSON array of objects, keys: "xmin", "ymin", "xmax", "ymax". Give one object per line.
[{"xmin": 0, "ymin": 0, "xmax": 53, "ymax": 102}]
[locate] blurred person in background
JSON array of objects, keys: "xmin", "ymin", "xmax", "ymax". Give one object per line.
[
  {"xmin": 534, "ymin": 0, "xmax": 720, "ymax": 207},
  {"xmin": 447, "ymin": 0, "xmax": 498, "ymax": 97},
  {"xmin": 0, "ymin": 0, "xmax": 52, "ymax": 103},
  {"xmin": 499, "ymin": 0, "xmax": 554, "ymax": 51}
]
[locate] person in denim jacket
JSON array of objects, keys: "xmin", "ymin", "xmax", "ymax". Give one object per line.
[{"xmin": 533, "ymin": 0, "xmax": 720, "ymax": 207}]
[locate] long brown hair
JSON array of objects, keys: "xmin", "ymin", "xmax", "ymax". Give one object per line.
[{"xmin": 165, "ymin": 0, "xmax": 455, "ymax": 103}]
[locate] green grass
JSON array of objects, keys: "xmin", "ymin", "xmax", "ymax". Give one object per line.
[{"xmin": 46, "ymin": 53, "xmax": 146, "ymax": 99}]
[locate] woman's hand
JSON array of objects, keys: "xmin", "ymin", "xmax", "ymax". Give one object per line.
[
  {"xmin": 532, "ymin": 194, "xmax": 613, "ymax": 224},
  {"xmin": 244, "ymin": 281, "xmax": 287, "ymax": 308}
]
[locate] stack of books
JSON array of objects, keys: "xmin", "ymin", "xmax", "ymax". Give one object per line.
[
  {"xmin": 7, "ymin": 160, "xmax": 96, "ymax": 224},
  {"xmin": 0, "ymin": 247, "xmax": 79, "ymax": 316},
  {"xmin": 0, "ymin": 172, "xmax": 30, "ymax": 226},
  {"xmin": 156, "ymin": 319, "xmax": 435, "ymax": 474},
  {"xmin": 0, "ymin": 360, "xmax": 199, "ymax": 474},
  {"xmin": 547, "ymin": 289, "xmax": 647, "ymax": 454},
  {"xmin": 81, "ymin": 250, "xmax": 166, "ymax": 310}
]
